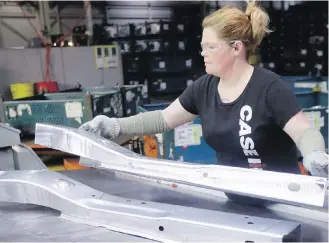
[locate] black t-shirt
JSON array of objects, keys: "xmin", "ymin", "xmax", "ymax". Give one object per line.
[{"xmin": 179, "ymin": 66, "xmax": 302, "ymax": 174}]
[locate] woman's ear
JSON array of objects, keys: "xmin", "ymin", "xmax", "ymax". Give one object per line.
[{"xmin": 232, "ymin": 41, "xmax": 244, "ymax": 56}]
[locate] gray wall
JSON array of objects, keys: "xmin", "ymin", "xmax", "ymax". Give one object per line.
[
  {"xmin": 0, "ymin": 2, "xmax": 175, "ymax": 48},
  {"xmin": 0, "ymin": 46, "xmax": 123, "ymax": 100}
]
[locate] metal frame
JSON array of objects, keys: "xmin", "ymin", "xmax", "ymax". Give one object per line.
[
  {"xmin": 0, "ymin": 169, "xmax": 302, "ymax": 242},
  {"xmin": 34, "ymin": 123, "xmax": 328, "ymax": 207}
]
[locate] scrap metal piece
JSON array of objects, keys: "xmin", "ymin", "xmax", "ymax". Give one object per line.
[
  {"xmin": 0, "ymin": 122, "xmax": 46, "ymax": 171},
  {"xmin": 12, "ymin": 144, "xmax": 47, "ymax": 170},
  {"xmin": 0, "ymin": 169, "xmax": 302, "ymax": 242},
  {"xmin": 0, "ymin": 123, "xmax": 21, "ymax": 147},
  {"xmin": 34, "ymin": 123, "xmax": 328, "ymax": 207},
  {"xmin": 0, "ymin": 147, "xmax": 15, "ymax": 170}
]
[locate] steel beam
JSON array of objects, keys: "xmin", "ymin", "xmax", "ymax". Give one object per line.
[
  {"xmin": 0, "ymin": 169, "xmax": 302, "ymax": 242},
  {"xmin": 34, "ymin": 123, "xmax": 328, "ymax": 208}
]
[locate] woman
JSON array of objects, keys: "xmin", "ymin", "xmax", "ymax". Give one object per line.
[{"xmin": 80, "ymin": 2, "xmax": 328, "ymax": 181}]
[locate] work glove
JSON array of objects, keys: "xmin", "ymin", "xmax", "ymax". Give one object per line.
[
  {"xmin": 79, "ymin": 115, "xmax": 120, "ymax": 139},
  {"xmin": 303, "ymin": 150, "xmax": 328, "ymax": 178}
]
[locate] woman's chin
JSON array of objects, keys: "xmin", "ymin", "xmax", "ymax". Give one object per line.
[{"xmin": 205, "ymin": 67, "xmax": 214, "ymax": 75}]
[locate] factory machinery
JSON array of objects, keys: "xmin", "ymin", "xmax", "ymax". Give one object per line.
[{"xmin": 0, "ymin": 122, "xmax": 328, "ymax": 242}]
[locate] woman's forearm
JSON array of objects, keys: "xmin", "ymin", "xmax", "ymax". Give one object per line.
[{"xmin": 117, "ymin": 110, "xmax": 171, "ymax": 136}]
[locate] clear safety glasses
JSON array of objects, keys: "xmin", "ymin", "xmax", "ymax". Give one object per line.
[{"xmin": 200, "ymin": 40, "xmax": 250, "ymax": 53}]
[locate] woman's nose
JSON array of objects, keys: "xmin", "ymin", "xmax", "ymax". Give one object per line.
[{"xmin": 201, "ymin": 48, "xmax": 207, "ymax": 57}]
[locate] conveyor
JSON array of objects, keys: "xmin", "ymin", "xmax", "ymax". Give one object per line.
[{"xmin": 0, "ymin": 123, "xmax": 328, "ymax": 242}]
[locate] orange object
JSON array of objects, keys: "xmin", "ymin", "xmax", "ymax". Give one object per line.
[
  {"xmin": 298, "ymin": 161, "xmax": 309, "ymax": 175},
  {"xmin": 64, "ymin": 158, "xmax": 88, "ymax": 170},
  {"xmin": 35, "ymin": 80, "xmax": 58, "ymax": 95},
  {"xmin": 143, "ymin": 135, "xmax": 159, "ymax": 158}
]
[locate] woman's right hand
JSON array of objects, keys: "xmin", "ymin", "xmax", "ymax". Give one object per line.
[{"xmin": 79, "ymin": 115, "xmax": 120, "ymax": 139}]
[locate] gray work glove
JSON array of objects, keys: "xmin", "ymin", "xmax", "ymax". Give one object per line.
[
  {"xmin": 303, "ymin": 150, "xmax": 328, "ymax": 178},
  {"xmin": 79, "ymin": 115, "xmax": 120, "ymax": 139}
]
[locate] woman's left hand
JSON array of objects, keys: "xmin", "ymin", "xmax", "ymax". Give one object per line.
[{"xmin": 303, "ymin": 150, "xmax": 328, "ymax": 178}]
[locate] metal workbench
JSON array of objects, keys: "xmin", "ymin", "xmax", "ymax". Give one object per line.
[{"xmin": 0, "ymin": 168, "xmax": 328, "ymax": 242}]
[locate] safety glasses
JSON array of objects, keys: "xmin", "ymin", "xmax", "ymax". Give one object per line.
[{"xmin": 200, "ymin": 40, "xmax": 250, "ymax": 53}]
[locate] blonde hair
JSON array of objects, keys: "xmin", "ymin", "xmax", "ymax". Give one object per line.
[{"xmin": 202, "ymin": 0, "xmax": 272, "ymax": 54}]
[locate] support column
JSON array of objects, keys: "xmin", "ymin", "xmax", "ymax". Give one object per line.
[
  {"xmin": 0, "ymin": 18, "xmax": 3, "ymax": 48},
  {"xmin": 84, "ymin": 0, "xmax": 93, "ymax": 44},
  {"xmin": 43, "ymin": 0, "xmax": 51, "ymax": 38},
  {"xmin": 54, "ymin": 5, "xmax": 62, "ymax": 34}
]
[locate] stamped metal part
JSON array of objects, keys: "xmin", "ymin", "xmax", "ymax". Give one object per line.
[
  {"xmin": 34, "ymin": 123, "xmax": 328, "ymax": 207},
  {"xmin": 0, "ymin": 169, "xmax": 302, "ymax": 242}
]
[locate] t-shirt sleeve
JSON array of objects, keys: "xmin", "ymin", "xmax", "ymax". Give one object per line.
[
  {"xmin": 178, "ymin": 75, "xmax": 206, "ymax": 115},
  {"xmin": 266, "ymin": 79, "xmax": 301, "ymax": 128}
]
